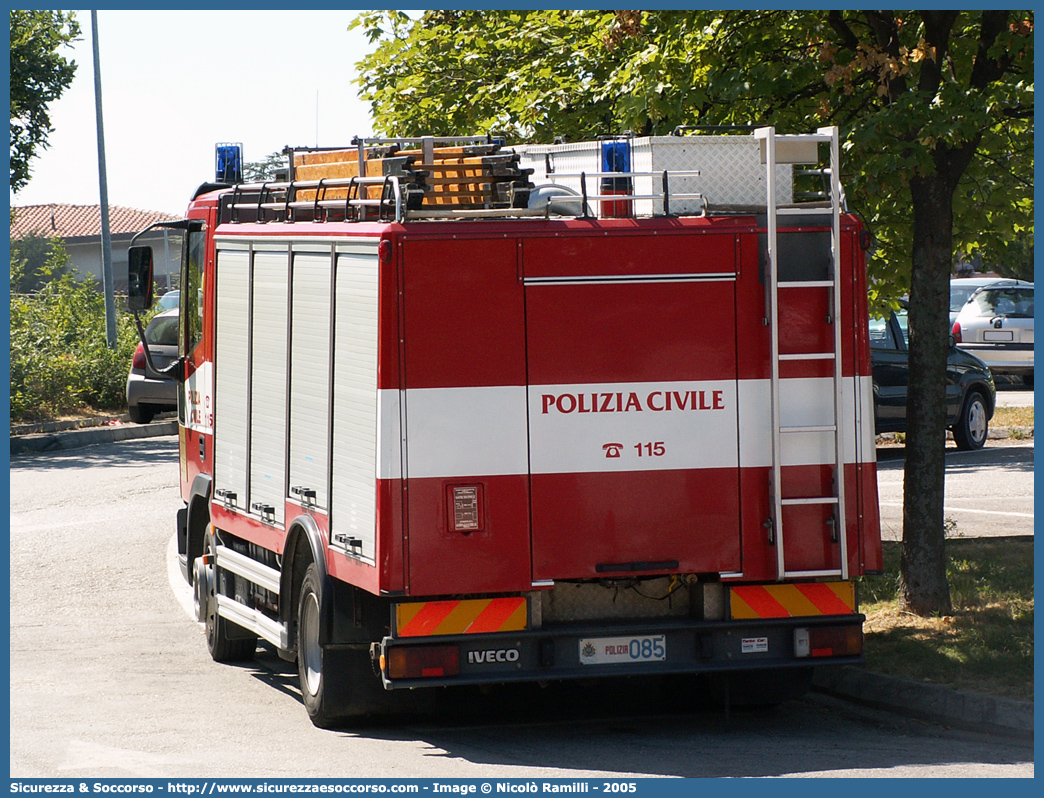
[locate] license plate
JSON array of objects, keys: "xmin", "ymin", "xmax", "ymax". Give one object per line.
[
  {"xmin": 579, "ymin": 635, "xmax": 666, "ymax": 665},
  {"xmin": 983, "ymin": 330, "xmax": 1014, "ymax": 341}
]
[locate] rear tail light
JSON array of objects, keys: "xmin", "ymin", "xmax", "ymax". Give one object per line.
[
  {"xmin": 384, "ymin": 645, "xmax": 460, "ymax": 679},
  {"xmin": 951, "ymin": 321, "xmax": 962, "ymax": 344},
  {"xmin": 794, "ymin": 625, "xmax": 863, "ymax": 658},
  {"xmin": 132, "ymin": 343, "xmax": 147, "ymax": 371}
]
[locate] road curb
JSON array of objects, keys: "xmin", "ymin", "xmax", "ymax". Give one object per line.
[
  {"xmin": 10, "ymin": 419, "xmax": 178, "ymax": 455},
  {"xmin": 813, "ymin": 665, "xmax": 1033, "ymax": 739}
]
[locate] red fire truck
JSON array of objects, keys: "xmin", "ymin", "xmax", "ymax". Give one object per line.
[{"xmin": 127, "ymin": 127, "xmax": 881, "ymax": 727}]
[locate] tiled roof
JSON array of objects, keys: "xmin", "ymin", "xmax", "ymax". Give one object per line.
[{"xmin": 9, "ymin": 204, "xmax": 181, "ymax": 241}]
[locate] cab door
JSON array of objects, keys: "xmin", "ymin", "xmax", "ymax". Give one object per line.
[
  {"xmin": 400, "ymin": 236, "xmax": 533, "ymax": 595},
  {"xmin": 179, "ymin": 209, "xmax": 215, "ymax": 499}
]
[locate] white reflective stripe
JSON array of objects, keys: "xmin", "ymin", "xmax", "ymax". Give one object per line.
[
  {"xmin": 859, "ymin": 375, "xmax": 877, "ymax": 464},
  {"xmin": 382, "ymin": 377, "xmax": 876, "ymax": 481},
  {"xmin": 738, "ymin": 377, "xmax": 875, "ymax": 467},
  {"xmin": 404, "ymin": 386, "xmax": 530, "ymax": 479},
  {"xmin": 378, "ymin": 390, "xmax": 402, "ymax": 480},
  {"xmin": 529, "ymin": 380, "xmax": 738, "ymax": 474}
]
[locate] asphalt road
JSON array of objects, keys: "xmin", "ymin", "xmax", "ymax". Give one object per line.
[
  {"xmin": 995, "ymin": 388, "xmax": 1034, "ymax": 407},
  {"xmin": 8, "ymin": 435, "xmax": 1033, "ymax": 778},
  {"xmin": 875, "ymin": 378, "xmax": 1034, "ymax": 540},
  {"xmin": 876, "ymin": 441, "xmax": 1034, "ymax": 541}
]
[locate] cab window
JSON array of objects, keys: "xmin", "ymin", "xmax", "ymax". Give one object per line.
[{"xmin": 181, "ymin": 230, "xmax": 205, "ymax": 356}]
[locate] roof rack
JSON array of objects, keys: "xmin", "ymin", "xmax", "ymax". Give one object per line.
[
  {"xmin": 226, "ymin": 175, "xmax": 409, "ymax": 224},
  {"xmin": 216, "ymin": 128, "xmax": 843, "ymax": 224},
  {"xmin": 538, "ymin": 170, "xmax": 706, "ymax": 218}
]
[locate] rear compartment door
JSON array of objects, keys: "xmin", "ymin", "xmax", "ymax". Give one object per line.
[
  {"xmin": 524, "ymin": 233, "xmax": 742, "ymax": 581},
  {"xmin": 401, "ymin": 237, "xmax": 533, "ymax": 596}
]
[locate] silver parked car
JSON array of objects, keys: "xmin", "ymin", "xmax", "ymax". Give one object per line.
[
  {"xmin": 950, "ymin": 277, "xmax": 1032, "ymax": 327},
  {"xmin": 952, "ymin": 283, "xmax": 1034, "ymax": 386},
  {"xmin": 126, "ymin": 309, "xmax": 179, "ymax": 423}
]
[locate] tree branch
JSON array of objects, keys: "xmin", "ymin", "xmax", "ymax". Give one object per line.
[
  {"xmin": 826, "ymin": 10, "xmax": 860, "ymax": 51},
  {"xmin": 917, "ymin": 11, "xmax": 960, "ymax": 95},
  {"xmin": 970, "ymin": 11, "xmax": 1012, "ymax": 89},
  {"xmin": 1001, "ymin": 104, "xmax": 1035, "ymax": 120}
]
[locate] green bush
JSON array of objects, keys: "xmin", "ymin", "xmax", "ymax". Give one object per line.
[{"xmin": 10, "ymin": 241, "xmax": 144, "ymax": 422}]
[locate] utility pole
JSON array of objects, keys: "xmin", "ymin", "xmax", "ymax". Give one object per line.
[{"xmin": 92, "ymin": 10, "xmax": 117, "ymax": 348}]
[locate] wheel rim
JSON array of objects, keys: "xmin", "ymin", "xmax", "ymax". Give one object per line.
[
  {"xmin": 203, "ymin": 562, "xmax": 218, "ymax": 645},
  {"xmin": 202, "ymin": 540, "xmax": 219, "ymax": 646},
  {"xmin": 968, "ymin": 398, "xmax": 987, "ymax": 444},
  {"xmin": 300, "ymin": 591, "xmax": 322, "ymax": 697},
  {"xmin": 192, "ymin": 561, "xmax": 206, "ymax": 623}
]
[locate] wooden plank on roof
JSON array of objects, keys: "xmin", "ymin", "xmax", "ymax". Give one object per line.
[{"xmin": 294, "ymin": 148, "xmax": 359, "ymax": 166}]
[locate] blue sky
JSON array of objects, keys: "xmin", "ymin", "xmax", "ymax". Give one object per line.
[{"xmin": 11, "ymin": 10, "xmax": 377, "ymax": 215}]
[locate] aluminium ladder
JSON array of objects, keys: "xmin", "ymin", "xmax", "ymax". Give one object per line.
[{"xmin": 755, "ymin": 126, "xmax": 848, "ymax": 581}]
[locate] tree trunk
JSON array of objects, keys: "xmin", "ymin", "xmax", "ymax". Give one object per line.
[
  {"xmin": 895, "ymin": 10, "xmax": 1009, "ymax": 615},
  {"xmin": 899, "ymin": 172, "xmax": 954, "ymax": 615}
]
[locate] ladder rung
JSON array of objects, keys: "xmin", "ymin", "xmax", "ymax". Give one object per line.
[
  {"xmin": 776, "ymin": 206, "xmax": 836, "ymax": 216},
  {"xmin": 754, "ymin": 130, "xmax": 834, "ymax": 142},
  {"xmin": 779, "ymin": 280, "xmax": 836, "ymax": 289},
  {"xmin": 775, "ymin": 134, "xmax": 835, "ymax": 144},
  {"xmin": 781, "ymin": 497, "xmax": 839, "ymax": 506},
  {"xmin": 781, "ymin": 425, "xmax": 837, "ymax": 434},
  {"xmin": 783, "ymin": 569, "xmax": 844, "ymax": 579},
  {"xmin": 779, "ymin": 352, "xmax": 835, "ymax": 361}
]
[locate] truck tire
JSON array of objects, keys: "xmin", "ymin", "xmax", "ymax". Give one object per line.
[
  {"xmin": 200, "ymin": 531, "xmax": 257, "ymax": 663},
  {"xmin": 951, "ymin": 390, "xmax": 989, "ymax": 451},
  {"xmin": 297, "ymin": 564, "xmax": 386, "ymax": 728}
]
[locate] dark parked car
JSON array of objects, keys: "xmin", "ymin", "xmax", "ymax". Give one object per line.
[
  {"xmin": 870, "ymin": 302, "xmax": 995, "ymax": 450},
  {"xmin": 126, "ymin": 309, "xmax": 179, "ymax": 424}
]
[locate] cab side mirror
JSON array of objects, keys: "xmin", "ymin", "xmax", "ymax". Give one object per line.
[{"xmin": 127, "ymin": 246, "xmax": 154, "ymax": 311}]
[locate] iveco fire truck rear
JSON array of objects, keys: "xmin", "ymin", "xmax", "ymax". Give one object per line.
[{"xmin": 127, "ymin": 127, "xmax": 882, "ymax": 727}]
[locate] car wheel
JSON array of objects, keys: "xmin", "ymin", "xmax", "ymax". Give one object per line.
[
  {"xmin": 128, "ymin": 404, "xmax": 154, "ymax": 424},
  {"xmin": 952, "ymin": 390, "xmax": 989, "ymax": 451}
]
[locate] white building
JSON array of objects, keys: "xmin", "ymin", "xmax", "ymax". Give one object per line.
[{"xmin": 10, "ymin": 203, "xmax": 183, "ymax": 293}]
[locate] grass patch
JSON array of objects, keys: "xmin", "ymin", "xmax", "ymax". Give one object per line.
[
  {"xmin": 993, "ymin": 405, "xmax": 1033, "ymax": 428},
  {"xmin": 859, "ymin": 537, "xmax": 1034, "ymax": 701}
]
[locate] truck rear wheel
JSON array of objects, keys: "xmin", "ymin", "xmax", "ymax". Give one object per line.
[
  {"xmin": 297, "ymin": 564, "xmax": 386, "ymax": 728},
  {"xmin": 199, "ymin": 531, "xmax": 257, "ymax": 663}
]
